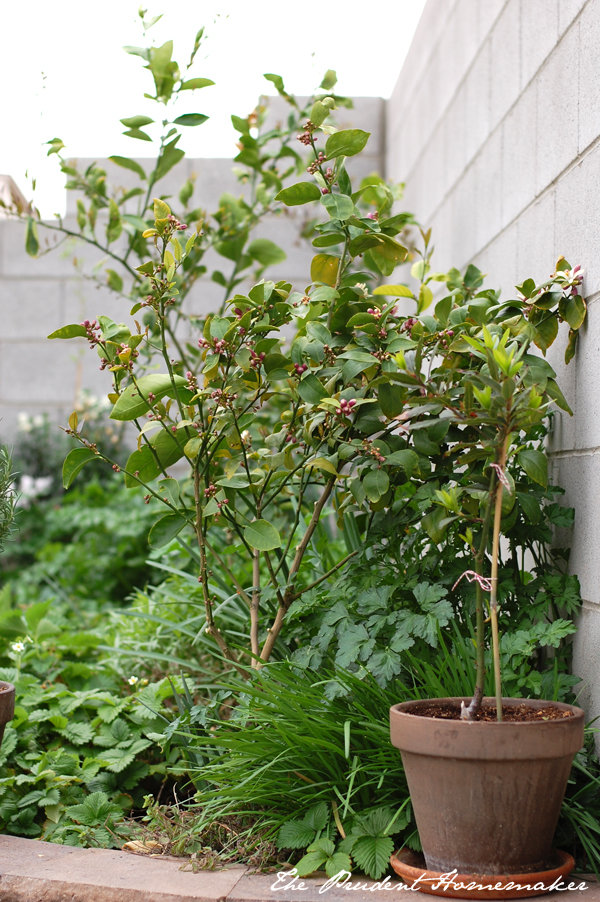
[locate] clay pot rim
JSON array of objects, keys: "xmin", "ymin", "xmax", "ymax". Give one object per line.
[
  {"xmin": 390, "ymin": 847, "xmax": 576, "ymax": 899},
  {"xmin": 392, "ymin": 696, "xmax": 584, "ymax": 726}
]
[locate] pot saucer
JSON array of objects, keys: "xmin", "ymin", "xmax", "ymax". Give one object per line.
[{"xmin": 390, "ymin": 848, "xmax": 576, "ymax": 899}]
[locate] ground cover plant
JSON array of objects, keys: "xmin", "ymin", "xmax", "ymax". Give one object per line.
[{"xmin": 3, "ymin": 5, "xmax": 599, "ymax": 882}]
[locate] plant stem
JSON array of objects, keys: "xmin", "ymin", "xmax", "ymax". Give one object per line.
[{"xmin": 490, "ymin": 434, "xmax": 510, "ymax": 722}]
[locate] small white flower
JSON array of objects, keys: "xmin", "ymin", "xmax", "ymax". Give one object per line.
[
  {"xmin": 127, "ymin": 676, "xmax": 139, "ymax": 686},
  {"xmin": 11, "ymin": 642, "xmax": 25, "ymax": 653}
]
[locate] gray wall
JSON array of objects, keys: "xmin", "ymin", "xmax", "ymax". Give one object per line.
[
  {"xmin": 386, "ymin": 0, "xmax": 599, "ymax": 722},
  {"xmin": 0, "ymin": 97, "xmax": 385, "ymax": 438}
]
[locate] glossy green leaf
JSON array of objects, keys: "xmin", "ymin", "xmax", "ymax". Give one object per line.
[
  {"xmin": 248, "ymin": 239, "xmax": 286, "ymax": 267},
  {"xmin": 563, "ymin": 295, "xmax": 586, "ymax": 331},
  {"xmin": 378, "ymin": 383, "xmax": 405, "ymax": 418},
  {"xmin": 179, "ymin": 78, "xmax": 215, "ymax": 90},
  {"xmin": 325, "ymin": 129, "xmax": 370, "ymax": 159},
  {"xmin": 311, "ymin": 254, "xmax": 339, "ymax": 287},
  {"xmin": 373, "ymin": 284, "xmax": 414, "ymax": 298},
  {"xmin": 244, "ymin": 519, "xmax": 282, "ymax": 551},
  {"xmin": 321, "ymin": 192, "xmax": 354, "ymax": 220},
  {"xmin": 148, "ymin": 513, "xmax": 186, "ymax": 548},
  {"xmin": 297, "ymin": 374, "xmax": 328, "ymax": 404},
  {"xmin": 518, "ymin": 450, "xmax": 548, "ymax": 488},
  {"xmin": 123, "ymin": 128, "xmax": 152, "ymax": 142},
  {"xmin": 110, "ymin": 374, "xmax": 186, "ymax": 421},
  {"xmin": 48, "ymin": 324, "xmax": 88, "ymax": 339},
  {"xmin": 25, "ymin": 217, "xmax": 39, "ymax": 257},
  {"xmin": 62, "ymin": 448, "xmax": 99, "ymax": 489},
  {"xmin": 275, "ymin": 182, "xmax": 321, "ymax": 206},
  {"xmin": 108, "ymin": 156, "xmax": 147, "ymax": 180},
  {"xmin": 363, "ymin": 469, "xmax": 389, "ymax": 502},
  {"xmin": 120, "ymin": 115, "xmax": 154, "ymax": 128},
  {"xmin": 173, "ymin": 113, "xmax": 209, "ymax": 127}
]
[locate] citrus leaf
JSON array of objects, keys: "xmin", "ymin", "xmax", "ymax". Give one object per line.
[
  {"xmin": 275, "ymin": 182, "xmax": 321, "ymax": 206},
  {"xmin": 63, "ymin": 448, "xmax": 99, "ymax": 489},
  {"xmin": 110, "ymin": 374, "xmax": 186, "ymax": 421},
  {"xmin": 148, "ymin": 513, "xmax": 187, "ymax": 548},
  {"xmin": 311, "ymin": 254, "xmax": 339, "ymax": 286},
  {"xmin": 325, "ymin": 129, "xmax": 370, "ymax": 159},
  {"xmin": 48, "ymin": 324, "xmax": 88, "ymax": 340},
  {"xmin": 108, "ymin": 156, "xmax": 147, "ymax": 180},
  {"xmin": 518, "ymin": 449, "xmax": 548, "ymax": 488},
  {"xmin": 244, "ymin": 519, "xmax": 282, "ymax": 551}
]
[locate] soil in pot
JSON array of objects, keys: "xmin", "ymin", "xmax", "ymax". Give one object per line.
[
  {"xmin": 390, "ymin": 697, "xmax": 584, "ymax": 879},
  {"xmin": 408, "ymin": 701, "xmax": 575, "ymax": 722}
]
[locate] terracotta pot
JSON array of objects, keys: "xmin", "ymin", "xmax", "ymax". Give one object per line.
[
  {"xmin": 0, "ymin": 681, "xmax": 15, "ymax": 747},
  {"xmin": 389, "ymin": 847, "xmax": 577, "ymax": 899},
  {"xmin": 389, "ymin": 697, "xmax": 584, "ymax": 876}
]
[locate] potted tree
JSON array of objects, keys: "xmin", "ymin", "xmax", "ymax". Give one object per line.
[{"xmin": 388, "ymin": 262, "xmax": 587, "ymax": 895}]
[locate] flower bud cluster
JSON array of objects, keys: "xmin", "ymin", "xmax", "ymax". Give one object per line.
[
  {"xmin": 307, "ymin": 152, "xmax": 326, "ymax": 174},
  {"xmin": 367, "ymin": 307, "xmax": 381, "ymax": 319},
  {"xmin": 166, "ymin": 214, "xmax": 188, "ymax": 232},
  {"xmin": 336, "ymin": 398, "xmax": 357, "ymax": 417},
  {"xmin": 363, "ymin": 437, "xmax": 386, "ymax": 464},
  {"xmin": 80, "ymin": 319, "xmax": 101, "ymax": 347},
  {"xmin": 294, "ymin": 362, "xmax": 308, "ymax": 375},
  {"xmin": 250, "ymin": 349, "xmax": 266, "ymax": 369},
  {"xmin": 400, "ymin": 317, "xmax": 418, "ymax": 333},
  {"xmin": 297, "ymin": 120, "xmax": 316, "ymax": 146}
]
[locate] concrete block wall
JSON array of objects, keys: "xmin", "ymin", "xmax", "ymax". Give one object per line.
[
  {"xmin": 386, "ymin": 0, "xmax": 599, "ymax": 721},
  {"xmin": 0, "ymin": 97, "xmax": 384, "ymax": 439}
]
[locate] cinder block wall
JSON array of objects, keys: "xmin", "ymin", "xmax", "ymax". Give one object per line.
[
  {"xmin": 387, "ymin": 0, "xmax": 599, "ymax": 721},
  {"xmin": 0, "ymin": 97, "xmax": 385, "ymax": 438}
]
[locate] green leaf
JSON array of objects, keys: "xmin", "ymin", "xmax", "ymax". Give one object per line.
[
  {"xmin": 123, "ymin": 128, "xmax": 153, "ymax": 142},
  {"xmin": 303, "ymin": 802, "xmax": 329, "ymax": 831},
  {"xmin": 108, "ymin": 156, "xmax": 147, "ymax": 180},
  {"xmin": 311, "ymin": 254, "xmax": 339, "ymax": 287},
  {"xmin": 277, "ymin": 820, "xmax": 316, "ymax": 851},
  {"xmin": 422, "ymin": 506, "xmax": 454, "ymax": 543},
  {"xmin": 378, "ymin": 383, "xmax": 405, "ymax": 418},
  {"xmin": 565, "ymin": 328, "xmax": 578, "ymax": 364},
  {"xmin": 148, "ymin": 513, "xmax": 187, "ymax": 548},
  {"xmin": 275, "ymin": 182, "xmax": 321, "ymax": 206},
  {"xmin": 545, "ymin": 378, "xmax": 572, "ymax": 415},
  {"xmin": 325, "ymin": 853, "xmax": 352, "ymax": 879},
  {"xmin": 385, "ymin": 449, "xmax": 419, "ymax": 474},
  {"xmin": 518, "ymin": 449, "xmax": 548, "ymax": 488},
  {"xmin": 179, "ymin": 77, "xmax": 215, "ymax": 90},
  {"xmin": 295, "ymin": 850, "xmax": 329, "ymax": 877},
  {"xmin": 372, "ymin": 284, "xmax": 414, "ymax": 298},
  {"xmin": 325, "ymin": 129, "xmax": 370, "ymax": 159},
  {"xmin": 297, "ymin": 374, "xmax": 328, "ymax": 404},
  {"xmin": 533, "ymin": 313, "xmax": 559, "ymax": 352},
  {"xmin": 63, "ymin": 448, "xmax": 99, "ymax": 489},
  {"xmin": 173, "ymin": 113, "xmax": 209, "ymax": 127},
  {"xmin": 110, "ymin": 374, "xmax": 187, "ymax": 421},
  {"xmin": 321, "ymin": 192, "xmax": 354, "ymax": 220},
  {"xmin": 244, "ymin": 519, "xmax": 282, "ymax": 551},
  {"xmin": 247, "ymin": 239, "xmax": 286, "ymax": 267},
  {"xmin": 106, "ymin": 269, "xmax": 123, "ymax": 293},
  {"xmin": 320, "ymin": 69, "xmax": 337, "ymax": 90},
  {"xmin": 154, "ymin": 198, "xmax": 171, "ymax": 220},
  {"xmin": 124, "ymin": 429, "xmax": 185, "ymax": 488},
  {"xmin": 48, "ymin": 324, "xmax": 88, "ymax": 340},
  {"xmin": 363, "ymin": 469, "xmax": 389, "ymax": 502},
  {"xmin": 351, "ymin": 835, "xmax": 395, "ymax": 880},
  {"xmin": 120, "ymin": 115, "xmax": 154, "ymax": 128},
  {"xmin": 154, "ymin": 141, "xmax": 185, "ymax": 182},
  {"xmin": 25, "ymin": 217, "xmax": 39, "ymax": 257},
  {"xmin": 563, "ymin": 295, "xmax": 586, "ymax": 331}
]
